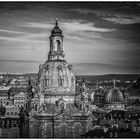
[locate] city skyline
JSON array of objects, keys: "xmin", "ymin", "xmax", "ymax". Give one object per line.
[{"xmin": 0, "ymin": 2, "xmax": 140, "ymax": 75}]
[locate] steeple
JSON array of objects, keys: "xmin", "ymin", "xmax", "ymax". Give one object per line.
[{"xmin": 48, "ymin": 19, "xmax": 65, "ymax": 61}]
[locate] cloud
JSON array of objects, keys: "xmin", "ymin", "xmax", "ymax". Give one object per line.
[
  {"xmin": 69, "ymin": 8, "xmax": 108, "ymax": 16},
  {"xmin": 0, "ymin": 29, "xmax": 30, "ymax": 35},
  {"xmin": 0, "ymin": 59, "xmax": 42, "ymax": 63},
  {"xmin": 21, "ymin": 20, "xmax": 114, "ymax": 32},
  {"xmin": 61, "ymin": 20, "xmax": 114, "ymax": 32},
  {"xmin": 21, "ymin": 22, "xmax": 52, "ymax": 29},
  {"xmin": 0, "ymin": 28, "xmax": 47, "ymax": 43},
  {"xmin": 103, "ymin": 16, "xmax": 140, "ymax": 24},
  {"xmin": 19, "ymin": 20, "xmax": 114, "ymax": 42},
  {"xmin": 0, "ymin": 36, "xmax": 45, "ymax": 43},
  {"xmin": 70, "ymin": 8, "xmax": 140, "ymax": 24}
]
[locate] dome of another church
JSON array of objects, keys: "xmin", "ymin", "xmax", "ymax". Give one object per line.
[{"xmin": 105, "ymin": 88, "xmax": 124, "ymax": 104}]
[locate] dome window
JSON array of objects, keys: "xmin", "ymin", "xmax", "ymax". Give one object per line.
[
  {"xmin": 71, "ymin": 77, "xmax": 75, "ymax": 87},
  {"xmin": 75, "ymin": 125, "xmax": 80, "ymax": 136},
  {"xmin": 57, "ymin": 65, "xmax": 62, "ymax": 71},
  {"xmin": 45, "ymin": 78, "xmax": 49, "ymax": 87},
  {"xmin": 59, "ymin": 77, "xmax": 63, "ymax": 87}
]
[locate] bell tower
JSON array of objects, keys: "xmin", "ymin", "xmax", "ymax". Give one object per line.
[{"xmin": 48, "ymin": 18, "xmax": 65, "ymax": 61}]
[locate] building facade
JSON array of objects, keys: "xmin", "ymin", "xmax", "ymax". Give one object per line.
[{"xmin": 0, "ymin": 117, "xmax": 20, "ymax": 138}]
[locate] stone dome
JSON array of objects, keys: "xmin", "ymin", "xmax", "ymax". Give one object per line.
[
  {"xmin": 37, "ymin": 19, "xmax": 76, "ymax": 106},
  {"xmin": 38, "ymin": 61, "xmax": 75, "ymax": 95},
  {"xmin": 105, "ymin": 88, "xmax": 124, "ymax": 104}
]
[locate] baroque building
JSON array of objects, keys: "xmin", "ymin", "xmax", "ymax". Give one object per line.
[{"xmin": 29, "ymin": 19, "xmax": 93, "ymax": 138}]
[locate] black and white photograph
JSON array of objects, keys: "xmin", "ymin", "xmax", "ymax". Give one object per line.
[{"xmin": 0, "ymin": 1, "xmax": 140, "ymax": 138}]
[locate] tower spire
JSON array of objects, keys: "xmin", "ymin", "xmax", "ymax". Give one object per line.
[{"xmin": 55, "ymin": 18, "xmax": 58, "ymax": 27}]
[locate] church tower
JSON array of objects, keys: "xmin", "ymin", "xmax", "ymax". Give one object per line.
[
  {"xmin": 29, "ymin": 19, "xmax": 92, "ymax": 138},
  {"xmin": 37, "ymin": 19, "xmax": 76, "ymax": 107},
  {"xmin": 48, "ymin": 18, "xmax": 65, "ymax": 61}
]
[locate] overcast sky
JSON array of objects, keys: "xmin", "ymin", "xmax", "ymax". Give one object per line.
[{"xmin": 0, "ymin": 2, "xmax": 140, "ymax": 75}]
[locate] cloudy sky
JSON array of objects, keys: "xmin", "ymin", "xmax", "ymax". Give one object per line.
[{"xmin": 0, "ymin": 2, "xmax": 140, "ymax": 75}]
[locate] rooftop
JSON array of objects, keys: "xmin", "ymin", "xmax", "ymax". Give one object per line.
[{"xmin": 0, "ymin": 86, "xmax": 11, "ymax": 91}]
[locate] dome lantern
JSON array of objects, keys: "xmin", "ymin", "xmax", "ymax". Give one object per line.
[{"xmin": 48, "ymin": 19, "xmax": 65, "ymax": 61}]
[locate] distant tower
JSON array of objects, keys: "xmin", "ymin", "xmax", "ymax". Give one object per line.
[
  {"xmin": 113, "ymin": 79, "xmax": 116, "ymax": 88},
  {"xmin": 96, "ymin": 80, "xmax": 99, "ymax": 89}
]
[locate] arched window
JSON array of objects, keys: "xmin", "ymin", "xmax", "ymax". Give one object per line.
[
  {"xmin": 71, "ymin": 77, "xmax": 75, "ymax": 87},
  {"xmin": 45, "ymin": 78, "xmax": 49, "ymax": 87},
  {"xmin": 56, "ymin": 40, "xmax": 61, "ymax": 51},
  {"xmin": 45, "ymin": 125, "xmax": 51, "ymax": 138},
  {"xmin": 61, "ymin": 125, "xmax": 66, "ymax": 138},
  {"xmin": 42, "ymin": 79, "xmax": 45, "ymax": 88},
  {"xmin": 59, "ymin": 77, "xmax": 63, "ymax": 86},
  {"xmin": 75, "ymin": 125, "xmax": 80, "ymax": 137},
  {"xmin": 35, "ymin": 104, "xmax": 37, "ymax": 111}
]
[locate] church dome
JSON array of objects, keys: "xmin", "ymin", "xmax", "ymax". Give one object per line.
[
  {"xmin": 38, "ymin": 61, "xmax": 75, "ymax": 95},
  {"xmin": 105, "ymin": 88, "xmax": 124, "ymax": 104},
  {"xmin": 37, "ymin": 19, "xmax": 76, "ymax": 107}
]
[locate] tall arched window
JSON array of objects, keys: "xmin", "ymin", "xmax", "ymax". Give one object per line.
[
  {"xmin": 35, "ymin": 104, "xmax": 37, "ymax": 111},
  {"xmin": 46, "ymin": 125, "xmax": 51, "ymax": 138},
  {"xmin": 71, "ymin": 76, "xmax": 75, "ymax": 87},
  {"xmin": 42, "ymin": 79, "xmax": 45, "ymax": 88},
  {"xmin": 45, "ymin": 77, "xmax": 49, "ymax": 87},
  {"xmin": 61, "ymin": 125, "xmax": 66, "ymax": 138},
  {"xmin": 75, "ymin": 125, "xmax": 80, "ymax": 137},
  {"xmin": 56, "ymin": 40, "xmax": 61, "ymax": 51},
  {"xmin": 59, "ymin": 77, "xmax": 63, "ymax": 86}
]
